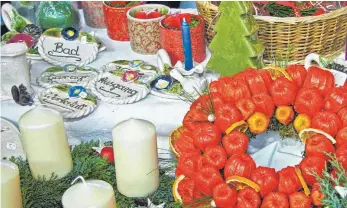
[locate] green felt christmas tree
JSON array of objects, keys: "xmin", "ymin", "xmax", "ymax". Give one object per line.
[{"xmin": 207, "ymin": 2, "xmax": 265, "ymax": 76}]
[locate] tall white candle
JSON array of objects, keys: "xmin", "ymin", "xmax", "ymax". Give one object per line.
[
  {"xmin": 1, "ymin": 160, "xmax": 22, "ymax": 208},
  {"xmin": 62, "ymin": 176, "xmax": 117, "ymax": 208},
  {"xmin": 19, "ymin": 106, "xmax": 73, "ymax": 179},
  {"xmin": 112, "ymin": 118, "xmax": 159, "ymax": 197}
]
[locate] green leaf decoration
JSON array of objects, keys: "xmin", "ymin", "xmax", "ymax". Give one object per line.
[
  {"xmin": 45, "ymin": 66, "xmax": 64, "ymax": 73},
  {"xmin": 54, "ymin": 84, "xmax": 71, "ymax": 93},
  {"xmin": 8, "ymin": 140, "xmax": 177, "ymax": 208},
  {"xmin": 43, "ymin": 28, "xmax": 62, "ymax": 37},
  {"xmin": 164, "ymin": 82, "xmax": 184, "ymax": 95},
  {"xmin": 318, "ymin": 56, "xmax": 331, "ymax": 68},
  {"xmin": 11, "ymin": 11, "xmax": 30, "ymax": 33},
  {"xmin": 110, "ymin": 69, "xmax": 124, "ymax": 77},
  {"xmin": 207, "ymin": 2, "xmax": 264, "ymax": 76},
  {"xmin": 1, "ymin": 31, "xmax": 19, "ymax": 42}
]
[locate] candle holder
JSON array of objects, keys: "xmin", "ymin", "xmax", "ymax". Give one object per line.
[
  {"xmin": 126, "ymin": 4, "xmax": 170, "ymax": 54},
  {"xmin": 159, "ymin": 14, "xmax": 206, "ymax": 65},
  {"xmin": 103, "ymin": 1, "xmax": 144, "ymax": 41},
  {"xmin": 81, "ymin": 1, "xmax": 106, "ymax": 28},
  {"xmin": 0, "ymin": 42, "xmax": 33, "ymax": 101}
]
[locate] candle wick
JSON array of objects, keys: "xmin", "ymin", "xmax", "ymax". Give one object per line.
[{"xmin": 71, "ymin": 175, "xmax": 88, "ymax": 187}]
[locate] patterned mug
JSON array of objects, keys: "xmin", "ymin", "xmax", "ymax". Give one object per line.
[
  {"xmin": 82, "ymin": 1, "xmax": 106, "ymax": 28},
  {"xmin": 103, "ymin": 1, "xmax": 143, "ymax": 41},
  {"xmin": 127, "ymin": 4, "xmax": 170, "ymax": 55}
]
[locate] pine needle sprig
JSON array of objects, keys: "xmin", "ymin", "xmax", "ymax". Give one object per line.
[{"xmin": 313, "ymin": 153, "xmax": 347, "ymax": 208}]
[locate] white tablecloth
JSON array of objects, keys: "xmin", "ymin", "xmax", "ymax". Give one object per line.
[
  {"xmin": 1, "ymin": 10, "xmax": 194, "ymax": 152},
  {"xmin": 1, "ymin": 9, "xmax": 303, "ymax": 169}
]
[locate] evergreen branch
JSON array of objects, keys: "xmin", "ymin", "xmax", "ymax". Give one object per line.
[{"xmin": 10, "ymin": 140, "xmax": 176, "ymax": 208}]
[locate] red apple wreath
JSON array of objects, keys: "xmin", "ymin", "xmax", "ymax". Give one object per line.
[{"xmin": 170, "ymin": 65, "xmax": 347, "ymax": 208}]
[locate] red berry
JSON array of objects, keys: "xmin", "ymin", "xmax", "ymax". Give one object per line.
[
  {"xmin": 213, "ymin": 183, "xmax": 237, "ymax": 208},
  {"xmin": 192, "ymin": 123, "xmax": 221, "ymax": 150},
  {"xmin": 299, "ymin": 156, "xmax": 326, "ymax": 186},
  {"xmin": 261, "ymin": 192, "xmax": 289, "ymax": 208},
  {"xmin": 236, "ymin": 187, "xmax": 261, "ymax": 208},
  {"xmin": 100, "ymin": 147, "xmax": 114, "ymax": 163},
  {"xmin": 134, "ymin": 11, "xmax": 147, "ymax": 19},
  {"xmin": 214, "ymin": 104, "xmax": 242, "ymax": 132},
  {"xmin": 289, "ymin": 192, "xmax": 311, "ymax": 208},
  {"xmin": 222, "ymin": 131, "xmax": 249, "ymax": 156},
  {"xmin": 202, "ymin": 145, "xmax": 227, "ymax": 170},
  {"xmin": 277, "ymin": 167, "xmax": 301, "ymax": 195},
  {"xmin": 250, "ymin": 166, "xmax": 279, "ymax": 198},
  {"xmin": 224, "ymin": 154, "xmax": 256, "ymax": 179},
  {"xmin": 305, "ymin": 134, "xmax": 335, "ymax": 160},
  {"xmin": 194, "ymin": 166, "xmax": 224, "ymax": 196},
  {"xmin": 176, "ymin": 153, "xmax": 202, "ymax": 178},
  {"xmin": 147, "ymin": 11, "xmax": 161, "ymax": 19}
]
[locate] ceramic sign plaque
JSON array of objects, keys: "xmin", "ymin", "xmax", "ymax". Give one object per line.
[
  {"xmin": 37, "ymin": 64, "xmax": 98, "ymax": 88},
  {"xmin": 36, "ymin": 84, "xmax": 97, "ymax": 119},
  {"xmin": 91, "ymin": 62, "xmax": 155, "ymax": 104},
  {"xmin": 38, "ymin": 28, "xmax": 100, "ymax": 66}
]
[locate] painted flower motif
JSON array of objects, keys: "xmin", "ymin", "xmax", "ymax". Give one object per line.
[
  {"xmin": 63, "ymin": 64, "xmax": 78, "ymax": 72},
  {"xmin": 61, "ymin": 27, "xmax": 79, "ymax": 41},
  {"xmin": 129, "ymin": 60, "xmax": 144, "ymax": 68},
  {"xmin": 247, "ymin": 112, "xmax": 270, "ymax": 134},
  {"xmin": 121, "ymin": 71, "xmax": 139, "ymax": 82},
  {"xmin": 150, "ymin": 75, "xmax": 173, "ymax": 90},
  {"xmin": 68, "ymin": 86, "xmax": 86, "ymax": 98}
]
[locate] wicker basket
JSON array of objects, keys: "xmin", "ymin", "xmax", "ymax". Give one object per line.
[{"xmin": 196, "ymin": 1, "xmax": 347, "ymax": 63}]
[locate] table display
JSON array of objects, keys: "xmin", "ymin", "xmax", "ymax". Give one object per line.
[{"xmin": 0, "ymin": 1, "xmax": 346, "ymax": 208}]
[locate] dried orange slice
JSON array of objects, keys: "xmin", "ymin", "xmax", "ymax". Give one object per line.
[
  {"xmin": 226, "ymin": 175, "xmax": 260, "ymax": 192},
  {"xmin": 294, "ymin": 166, "xmax": 311, "ymax": 196},
  {"xmin": 225, "ymin": 120, "xmax": 248, "ymax": 134},
  {"xmin": 169, "ymin": 126, "xmax": 186, "ymax": 157},
  {"xmin": 172, "ymin": 175, "xmax": 185, "ymax": 202},
  {"xmin": 293, "ymin": 114, "xmax": 311, "ymax": 133},
  {"xmin": 299, "ymin": 128, "xmax": 336, "ymax": 144},
  {"xmin": 263, "ymin": 66, "xmax": 293, "ymax": 81}
]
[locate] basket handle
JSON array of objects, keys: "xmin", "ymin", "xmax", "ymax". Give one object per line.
[{"xmin": 304, "ymin": 53, "xmax": 325, "ymax": 70}]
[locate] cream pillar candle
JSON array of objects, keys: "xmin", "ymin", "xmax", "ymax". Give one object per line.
[
  {"xmin": 19, "ymin": 106, "xmax": 72, "ymax": 179},
  {"xmin": 112, "ymin": 118, "xmax": 159, "ymax": 197},
  {"xmin": 62, "ymin": 176, "xmax": 117, "ymax": 208},
  {"xmin": 1, "ymin": 160, "xmax": 22, "ymax": 208}
]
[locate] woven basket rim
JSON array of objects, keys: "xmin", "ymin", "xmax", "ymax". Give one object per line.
[
  {"xmin": 196, "ymin": 1, "xmax": 347, "ymax": 24},
  {"xmin": 255, "ymin": 6, "xmax": 347, "ymax": 23}
]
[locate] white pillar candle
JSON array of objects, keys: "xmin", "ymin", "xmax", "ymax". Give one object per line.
[
  {"xmin": 62, "ymin": 176, "xmax": 117, "ymax": 208},
  {"xmin": 112, "ymin": 118, "xmax": 159, "ymax": 197},
  {"xmin": 19, "ymin": 106, "xmax": 73, "ymax": 179},
  {"xmin": 1, "ymin": 160, "xmax": 22, "ymax": 208}
]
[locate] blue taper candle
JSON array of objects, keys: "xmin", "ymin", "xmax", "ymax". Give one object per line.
[{"xmin": 181, "ymin": 18, "xmax": 193, "ymax": 70}]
